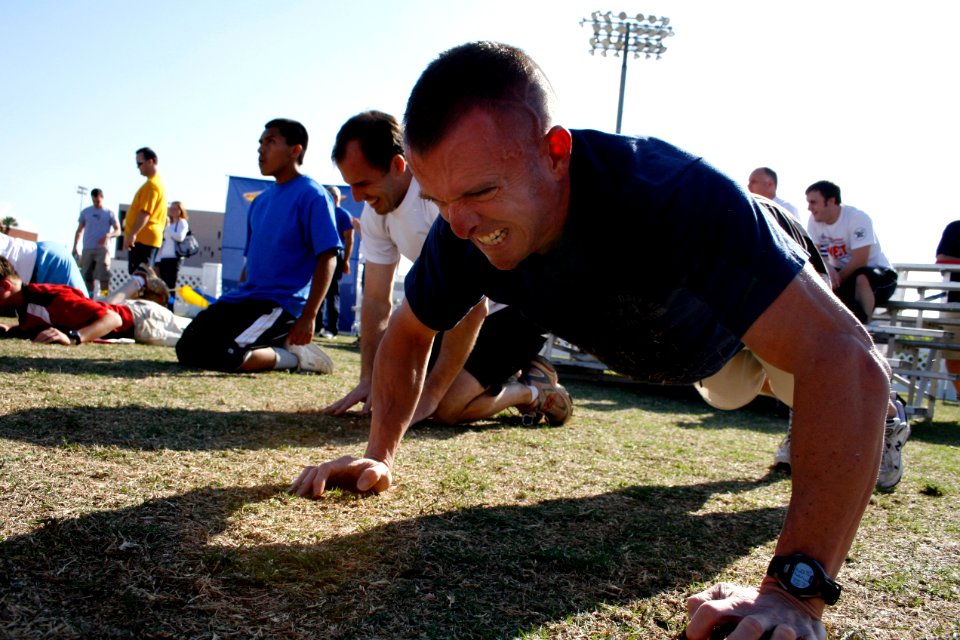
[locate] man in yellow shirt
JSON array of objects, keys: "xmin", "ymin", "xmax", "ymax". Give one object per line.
[{"xmin": 123, "ymin": 147, "xmax": 167, "ymax": 273}]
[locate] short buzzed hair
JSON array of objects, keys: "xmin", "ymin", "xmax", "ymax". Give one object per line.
[
  {"xmin": 756, "ymin": 167, "xmax": 778, "ymax": 186},
  {"xmin": 265, "ymin": 118, "xmax": 309, "ymax": 164},
  {"xmin": 331, "ymin": 111, "xmax": 404, "ymax": 174},
  {"xmin": 91, "ymin": 188, "xmax": 103, "ymax": 198},
  {"xmin": 404, "ymin": 41, "xmax": 557, "ymax": 156}
]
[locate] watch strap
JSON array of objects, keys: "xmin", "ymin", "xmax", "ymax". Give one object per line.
[{"xmin": 767, "ymin": 553, "xmax": 842, "ymax": 605}]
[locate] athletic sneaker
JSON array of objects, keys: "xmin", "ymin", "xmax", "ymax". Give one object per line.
[
  {"xmin": 133, "ymin": 263, "xmax": 169, "ymax": 306},
  {"xmin": 318, "ymin": 329, "xmax": 336, "ymax": 339},
  {"xmin": 877, "ymin": 396, "xmax": 910, "ymax": 490},
  {"xmin": 773, "ymin": 431, "xmax": 792, "ymax": 473},
  {"xmin": 518, "ymin": 356, "xmax": 573, "ymax": 426},
  {"xmin": 287, "ymin": 343, "xmax": 334, "ymax": 374}
]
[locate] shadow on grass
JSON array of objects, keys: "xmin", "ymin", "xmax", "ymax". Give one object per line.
[
  {"xmin": 0, "ymin": 405, "xmax": 371, "ymax": 451},
  {"xmin": 911, "ymin": 420, "xmax": 960, "ymax": 446},
  {"xmin": 0, "ymin": 405, "xmax": 568, "ymax": 452},
  {"xmin": 0, "ymin": 353, "xmax": 184, "ymax": 378},
  {"xmin": 568, "ymin": 379, "xmax": 788, "ymax": 436},
  {"xmin": 0, "ymin": 475, "xmax": 785, "ymax": 639}
]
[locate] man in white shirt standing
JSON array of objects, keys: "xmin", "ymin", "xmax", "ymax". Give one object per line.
[
  {"xmin": 323, "ymin": 110, "xmax": 571, "ymax": 426},
  {"xmin": 748, "ymin": 167, "xmax": 799, "ymax": 219},
  {"xmin": 805, "ymin": 180, "xmax": 897, "ymax": 323}
]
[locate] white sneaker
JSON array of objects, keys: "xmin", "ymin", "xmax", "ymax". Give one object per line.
[
  {"xmin": 877, "ymin": 398, "xmax": 910, "ymax": 490},
  {"xmin": 287, "ymin": 343, "xmax": 334, "ymax": 374},
  {"xmin": 773, "ymin": 410, "xmax": 792, "ymax": 472},
  {"xmin": 774, "ymin": 430, "xmax": 791, "ymax": 472}
]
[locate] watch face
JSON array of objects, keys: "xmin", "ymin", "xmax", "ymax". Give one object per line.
[{"xmin": 789, "ymin": 562, "xmax": 816, "ymax": 589}]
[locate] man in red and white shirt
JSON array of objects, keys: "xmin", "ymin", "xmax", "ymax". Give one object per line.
[{"xmin": 0, "ymin": 256, "xmax": 181, "ymax": 346}]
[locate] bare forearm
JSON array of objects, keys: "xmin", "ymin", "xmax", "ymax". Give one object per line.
[
  {"xmin": 365, "ymin": 309, "xmax": 434, "ymax": 466},
  {"xmin": 421, "ymin": 299, "xmax": 486, "ymax": 404},
  {"xmin": 359, "ymin": 298, "xmax": 392, "ymax": 381},
  {"xmin": 77, "ymin": 311, "xmax": 124, "ymax": 343},
  {"xmin": 777, "ymin": 338, "xmax": 888, "ymax": 586},
  {"xmin": 129, "ymin": 211, "xmax": 150, "ymax": 238},
  {"xmin": 302, "ymin": 251, "xmax": 337, "ymax": 323}
]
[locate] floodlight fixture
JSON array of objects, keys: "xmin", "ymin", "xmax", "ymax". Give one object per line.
[{"xmin": 580, "ymin": 10, "xmax": 674, "ymax": 133}]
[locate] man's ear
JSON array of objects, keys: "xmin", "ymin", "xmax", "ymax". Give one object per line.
[
  {"xmin": 544, "ymin": 126, "xmax": 572, "ymax": 176},
  {"xmin": 289, "ymin": 143, "xmax": 304, "ymax": 164},
  {"xmin": 390, "ymin": 153, "xmax": 408, "ymax": 176}
]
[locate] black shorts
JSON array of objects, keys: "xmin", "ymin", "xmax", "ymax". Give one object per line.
[
  {"xmin": 176, "ymin": 299, "xmax": 296, "ymax": 371},
  {"xmin": 836, "ymin": 266, "xmax": 898, "ymax": 306},
  {"xmin": 430, "ymin": 305, "xmax": 547, "ymax": 391}
]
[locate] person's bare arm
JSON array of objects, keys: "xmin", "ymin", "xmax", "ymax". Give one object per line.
[
  {"xmin": 686, "ymin": 265, "xmax": 889, "ymax": 639},
  {"xmin": 322, "ymin": 260, "xmax": 398, "ymax": 415},
  {"xmin": 123, "ymin": 211, "xmax": 150, "ymax": 250},
  {"xmin": 411, "ymin": 298, "xmax": 487, "ymax": 423},
  {"xmin": 341, "ymin": 228, "xmax": 355, "ymax": 276},
  {"xmin": 292, "ymin": 301, "xmax": 435, "ymax": 496},
  {"xmin": 73, "ymin": 222, "xmax": 85, "ymax": 257},
  {"xmin": 287, "ymin": 249, "xmax": 338, "ymax": 346},
  {"xmin": 34, "ymin": 310, "xmax": 124, "ymax": 345}
]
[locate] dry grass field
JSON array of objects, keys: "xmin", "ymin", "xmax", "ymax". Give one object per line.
[{"xmin": 1, "ymin": 335, "xmax": 958, "ymax": 639}]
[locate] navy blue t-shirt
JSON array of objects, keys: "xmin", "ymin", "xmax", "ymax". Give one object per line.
[{"xmin": 405, "ymin": 130, "xmax": 806, "ymax": 384}]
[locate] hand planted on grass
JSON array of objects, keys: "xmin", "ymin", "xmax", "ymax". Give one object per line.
[
  {"xmin": 286, "ymin": 315, "xmax": 315, "ymax": 346},
  {"xmin": 684, "ymin": 582, "xmax": 826, "ymax": 640},
  {"xmin": 33, "ymin": 327, "xmax": 71, "ymax": 345},
  {"xmin": 322, "ymin": 381, "xmax": 373, "ymax": 416},
  {"xmin": 290, "ymin": 455, "xmax": 391, "ymax": 498}
]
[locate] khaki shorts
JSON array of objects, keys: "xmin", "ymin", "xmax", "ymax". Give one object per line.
[
  {"xmin": 124, "ymin": 300, "xmax": 185, "ymax": 347},
  {"xmin": 695, "ymin": 349, "xmax": 795, "ymax": 410},
  {"xmin": 80, "ymin": 247, "xmax": 111, "ymax": 285}
]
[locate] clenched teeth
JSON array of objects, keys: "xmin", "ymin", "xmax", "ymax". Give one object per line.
[{"xmin": 476, "ymin": 228, "xmax": 507, "ymax": 246}]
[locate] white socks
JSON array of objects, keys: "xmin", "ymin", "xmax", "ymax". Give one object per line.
[{"xmin": 273, "ymin": 347, "xmax": 299, "ymax": 370}]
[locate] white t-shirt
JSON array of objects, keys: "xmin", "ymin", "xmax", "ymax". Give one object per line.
[
  {"xmin": 359, "ymin": 176, "xmax": 439, "ymax": 265},
  {"xmin": 807, "ymin": 204, "xmax": 891, "ymax": 270},
  {"xmin": 0, "ymin": 233, "xmax": 38, "ymax": 283}
]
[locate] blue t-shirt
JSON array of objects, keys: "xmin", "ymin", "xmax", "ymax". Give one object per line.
[
  {"xmin": 405, "ymin": 130, "xmax": 806, "ymax": 385},
  {"xmin": 220, "ymin": 175, "xmax": 340, "ymax": 316}
]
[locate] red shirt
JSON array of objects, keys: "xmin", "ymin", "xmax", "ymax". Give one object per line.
[{"xmin": 13, "ymin": 284, "xmax": 134, "ymax": 339}]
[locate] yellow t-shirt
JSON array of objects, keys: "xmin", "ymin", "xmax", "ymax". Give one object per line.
[{"xmin": 125, "ymin": 175, "xmax": 167, "ymax": 248}]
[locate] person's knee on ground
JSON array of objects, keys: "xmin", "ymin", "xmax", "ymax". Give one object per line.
[{"xmin": 176, "ymin": 314, "xmax": 250, "ymax": 371}]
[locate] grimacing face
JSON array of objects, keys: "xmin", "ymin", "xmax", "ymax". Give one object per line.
[
  {"xmin": 408, "ymin": 108, "xmax": 569, "ymax": 271},
  {"xmin": 336, "ymin": 140, "xmax": 408, "ymax": 215}
]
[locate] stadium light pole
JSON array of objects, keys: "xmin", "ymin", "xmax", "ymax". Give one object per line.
[
  {"xmin": 76, "ymin": 185, "xmax": 88, "ymax": 215},
  {"xmin": 580, "ymin": 11, "xmax": 674, "ymax": 134}
]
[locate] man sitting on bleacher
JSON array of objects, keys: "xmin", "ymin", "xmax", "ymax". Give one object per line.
[{"xmin": 805, "ymin": 180, "xmax": 897, "ymax": 323}]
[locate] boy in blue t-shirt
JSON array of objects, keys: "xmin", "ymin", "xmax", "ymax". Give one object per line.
[{"xmin": 176, "ymin": 119, "xmax": 340, "ymax": 373}]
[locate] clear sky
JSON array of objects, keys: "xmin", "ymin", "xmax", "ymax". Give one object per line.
[{"xmin": 1, "ymin": 0, "xmax": 956, "ymax": 262}]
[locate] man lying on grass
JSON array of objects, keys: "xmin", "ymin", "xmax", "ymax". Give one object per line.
[
  {"xmin": 291, "ymin": 41, "xmax": 906, "ymax": 640},
  {"xmin": 0, "ymin": 257, "xmax": 182, "ymax": 346}
]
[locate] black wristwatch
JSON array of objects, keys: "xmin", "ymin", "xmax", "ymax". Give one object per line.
[
  {"xmin": 767, "ymin": 553, "xmax": 842, "ymax": 605},
  {"xmin": 66, "ymin": 330, "xmax": 82, "ymax": 345}
]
